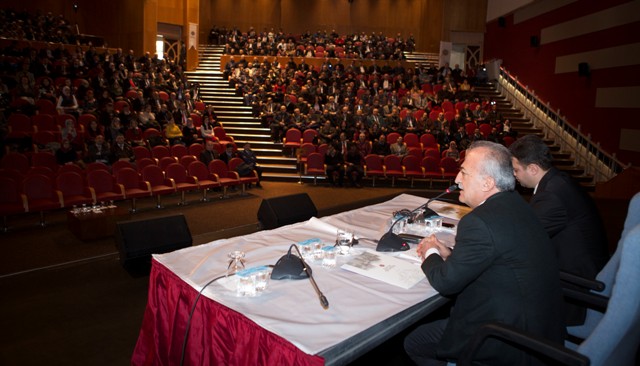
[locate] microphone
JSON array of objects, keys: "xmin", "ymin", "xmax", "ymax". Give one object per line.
[
  {"xmin": 376, "ymin": 184, "xmax": 458, "ymax": 252},
  {"xmin": 271, "ymin": 244, "xmax": 310, "ymax": 280},
  {"xmin": 271, "ymin": 244, "xmax": 329, "ymax": 310},
  {"xmin": 421, "ymin": 184, "xmax": 459, "ymax": 218}
]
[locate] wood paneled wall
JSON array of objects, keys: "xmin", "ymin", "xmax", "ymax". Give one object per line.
[{"xmin": 199, "ymin": 0, "xmax": 486, "ymax": 53}]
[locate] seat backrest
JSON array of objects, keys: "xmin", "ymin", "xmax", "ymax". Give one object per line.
[
  {"xmin": 402, "ymin": 155, "xmax": 421, "ymax": 171},
  {"xmin": 284, "ymin": 128, "xmax": 302, "ymax": 143},
  {"xmin": 187, "ymin": 160, "xmax": 210, "ymax": 180},
  {"xmin": 165, "ymin": 163, "xmax": 190, "ymax": 183},
  {"xmin": 87, "ymin": 170, "xmax": 117, "ymax": 193},
  {"xmin": 23, "ymin": 174, "xmax": 56, "ymax": 200},
  {"xmin": 32, "ymin": 114, "xmax": 57, "ymax": 131},
  {"xmin": 424, "ymin": 148, "xmax": 440, "ymax": 160},
  {"xmin": 171, "ymin": 144, "xmax": 188, "ymax": 158},
  {"xmin": 317, "ymin": 143, "xmax": 329, "ymax": 156},
  {"xmin": 31, "ymin": 152, "xmax": 59, "ymax": 171},
  {"xmin": 302, "ymin": 129, "xmax": 318, "ymax": 143},
  {"xmin": 383, "ymin": 154, "xmax": 402, "ymax": 170},
  {"xmin": 299, "ymin": 143, "xmax": 317, "ymax": 159},
  {"xmin": 386, "ymin": 132, "xmax": 401, "ymax": 145},
  {"xmin": 112, "ymin": 160, "xmax": 135, "ymax": 176},
  {"xmin": 479, "ymin": 123, "xmax": 492, "ymax": 138},
  {"xmin": 180, "ymin": 155, "xmax": 197, "ymax": 169},
  {"xmin": 364, "ymin": 154, "xmax": 383, "ymax": 170},
  {"xmin": 152, "ymin": 145, "xmax": 171, "ymax": 159},
  {"xmin": 85, "ymin": 162, "xmax": 110, "ymax": 173},
  {"xmin": 577, "ymin": 222, "xmax": 640, "ymax": 366},
  {"xmin": 116, "ymin": 167, "xmax": 143, "ymax": 189},
  {"xmin": 465, "ymin": 122, "xmax": 477, "ymax": 136},
  {"xmin": 56, "ymin": 171, "xmax": 85, "ymax": 195},
  {"xmin": 421, "ymin": 156, "xmax": 441, "ymax": 172},
  {"xmin": 133, "ymin": 146, "xmax": 152, "ymax": 161},
  {"xmin": 404, "ymin": 133, "xmax": 420, "ymax": 148},
  {"xmin": 0, "ymin": 177, "xmax": 23, "ymax": 205},
  {"xmin": 1, "ymin": 152, "xmax": 30, "ymax": 174},
  {"xmin": 440, "ymin": 157, "xmax": 459, "ymax": 172},
  {"xmin": 158, "ymin": 156, "xmax": 177, "ymax": 171},
  {"xmin": 208, "ymin": 159, "xmax": 230, "ymax": 178},
  {"xmin": 573, "ymin": 193, "xmax": 640, "ymax": 332},
  {"xmin": 305, "ymin": 153, "xmax": 325, "ymax": 169},
  {"xmin": 134, "ymin": 158, "xmax": 156, "ymax": 173},
  {"xmin": 57, "ymin": 164, "xmax": 84, "ymax": 176},
  {"xmin": 188, "ymin": 143, "xmax": 205, "ymax": 157},
  {"xmin": 141, "ymin": 165, "xmax": 166, "ymax": 185}
]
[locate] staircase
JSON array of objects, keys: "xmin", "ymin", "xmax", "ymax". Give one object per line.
[
  {"xmin": 474, "ymin": 84, "xmax": 594, "ymax": 188},
  {"xmin": 184, "ymin": 45, "xmax": 299, "ymax": 182}
]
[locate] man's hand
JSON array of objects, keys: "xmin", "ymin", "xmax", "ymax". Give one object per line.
[{"xmin": 416, "ymin": 234, "xmax": 452, "ymax": 261}]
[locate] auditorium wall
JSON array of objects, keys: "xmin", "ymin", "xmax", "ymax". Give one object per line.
[{"xmin": 484, "ymin": 0, "xmax": 640, "ymax": 166}]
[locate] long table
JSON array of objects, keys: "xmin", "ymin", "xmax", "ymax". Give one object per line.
[{"xmin": 132, "ymin": 194, "xmax": 469, "ymax": 365}]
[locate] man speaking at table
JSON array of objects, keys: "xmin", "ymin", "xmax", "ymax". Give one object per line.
[{"xmin": 404, "ymin": 141, "xmax": 565, "ymax": 365}]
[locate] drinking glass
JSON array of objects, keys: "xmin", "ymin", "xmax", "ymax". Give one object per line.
[
  {"xmin": 336, "ymin": 229, "xmax": 353, "ymax": 255},
  {"xmin": 227, "ymin": 250, "xmax": 246, "ymax": 276},
  {"xmin": 312, "ymin": 240, "xmax": 324, "ymax": 260},
  {"xmin": 322, "ymin": 246, "xmax": 337, "ymax": 268},
  {"xmin": 299, "ymin": 242, "xmax": 314, "ymax": 261},
  {"xmin": 236, "ymin": 272, "xmax": 256, "ymax": 297},
  {"xmin": 254, "ymin": 267, "xmax": 271, "ymax": 292}
]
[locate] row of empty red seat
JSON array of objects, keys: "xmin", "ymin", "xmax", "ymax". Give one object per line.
[{"xmin": 0, "ymin": 157, "xmax": 258, "ymax": 231}]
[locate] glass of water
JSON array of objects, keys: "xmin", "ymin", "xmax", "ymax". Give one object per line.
[
  {"xmin": 336, "ymin": 229, "xmax": 353, "ymax": 255},
  {"xmin": 322, "ymin": 246, "xmax": 337, "ymax": 268}
]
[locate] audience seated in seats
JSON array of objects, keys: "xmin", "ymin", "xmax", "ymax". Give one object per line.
[
  {"xmin": 371, "ymin": 134, "xmax": 391, "ymax": 156},
  {"xmin": 85, "ymin": 135, "xmax": 111, "ymax": 165},
  {"xmin": 390, "ymin": 136, "xmax": 408, "ymax": 157},
  {"xmin": 111, "ymin": 134, "xmax": 135, "ymax": 164},
  {"xmin": 219, "ymin": 144, "xmax": 237, "ymax": 165},
  {"xmin": 199, "ymin": 140, "xmax": 220, "ymax": 166},
  {"xmin": 324, "ymin": 143, "xmax": 345, "ymax": 187},
  {"xmin": 237, "ymin": 142, "xmax": 262, "ymax": 188},
  {"xmin": 164, "ymin": 118, "xmax": 183, "ymax": 145},
  {"xmin": 345, "ymin": 144, "xmax": 364, "ymax": 188}
]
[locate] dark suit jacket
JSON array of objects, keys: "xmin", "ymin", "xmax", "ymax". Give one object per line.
[
  {"xmin": 531, "ymin": 167, "xmax": 608, "ymax": 278},
  {"xmin": 423, "ymin": 191, "xmax": 565, "ymax": 365},
  {"xmin": 531, "ymin": 168, "xmax": 609, "ymax": 325}
]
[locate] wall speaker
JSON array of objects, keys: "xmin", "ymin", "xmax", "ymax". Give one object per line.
[
  {"xmin": 530, "ymin": 36, "xmax": 539, "ymax": 47},
  {"xmin": 115, "ymin": 214, "xmax": 192, "ymax": 269},
  {"xmin": 498, "ymin": 17, "xmax": 506, "ymax": 28},
  {"xmin": 578, "ymin": 62, "xmax": 590, "ymax": 77},
  {"xmin": 258, "ymin": 193, "xmax": 317, "ymax": 230}
]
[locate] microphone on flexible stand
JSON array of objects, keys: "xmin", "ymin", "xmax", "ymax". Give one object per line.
[
  {"xmin": 271, "ymin": 244, "xmax": 329, "ymax": 310},
  {"xmin": 376, "ymin": 184, "xmax": 458, "ymax": 252},
  {"xmin": 418, "ymin": 184, "xmax": 459, "ymax": 218}
]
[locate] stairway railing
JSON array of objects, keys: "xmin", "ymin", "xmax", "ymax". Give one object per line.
[{"xmin": 495, "ymin": 67, "xmax": 627, "ymax": 183}]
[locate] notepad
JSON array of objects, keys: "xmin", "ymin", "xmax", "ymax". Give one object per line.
[{"xmin": 341, "ymin": 249, "xmax": 425, "ymax": 289}]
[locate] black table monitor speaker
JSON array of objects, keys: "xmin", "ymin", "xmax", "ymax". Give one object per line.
[
  {"xmin": 258, "ymin": 193, "xmax": 317, "ymax": 230},
  {"xmin": 115, "ymin": 214, "xmax": 192, "ymax": 270}
]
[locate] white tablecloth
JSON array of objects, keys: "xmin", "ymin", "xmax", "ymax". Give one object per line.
[{"xmin": 153, "ymin": 193, "xmax": 468, "ymax": 355}]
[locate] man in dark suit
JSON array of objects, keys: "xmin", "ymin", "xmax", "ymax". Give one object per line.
[
  {"xmin": 509, "ymin": 134, "xmax": 609, "ymax": 325},
  {"xmin": 405, "ymin": 141, "xmax": 565, "ymax": 365}
]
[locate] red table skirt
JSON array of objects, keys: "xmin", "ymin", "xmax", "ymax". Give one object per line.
[{"xmin": 132, "ymin": 260, "xmax": 325, "ymax": 366}]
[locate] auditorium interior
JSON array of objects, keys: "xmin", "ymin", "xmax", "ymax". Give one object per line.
[{"xmin": 1, "ymin": 0, "xmax": 639, "ymax": 365}]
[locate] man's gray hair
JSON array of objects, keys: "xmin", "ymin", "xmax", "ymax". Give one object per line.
[{"xmin": 467, "ymin": 141, "xmax": 515, "ymax": 192}]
